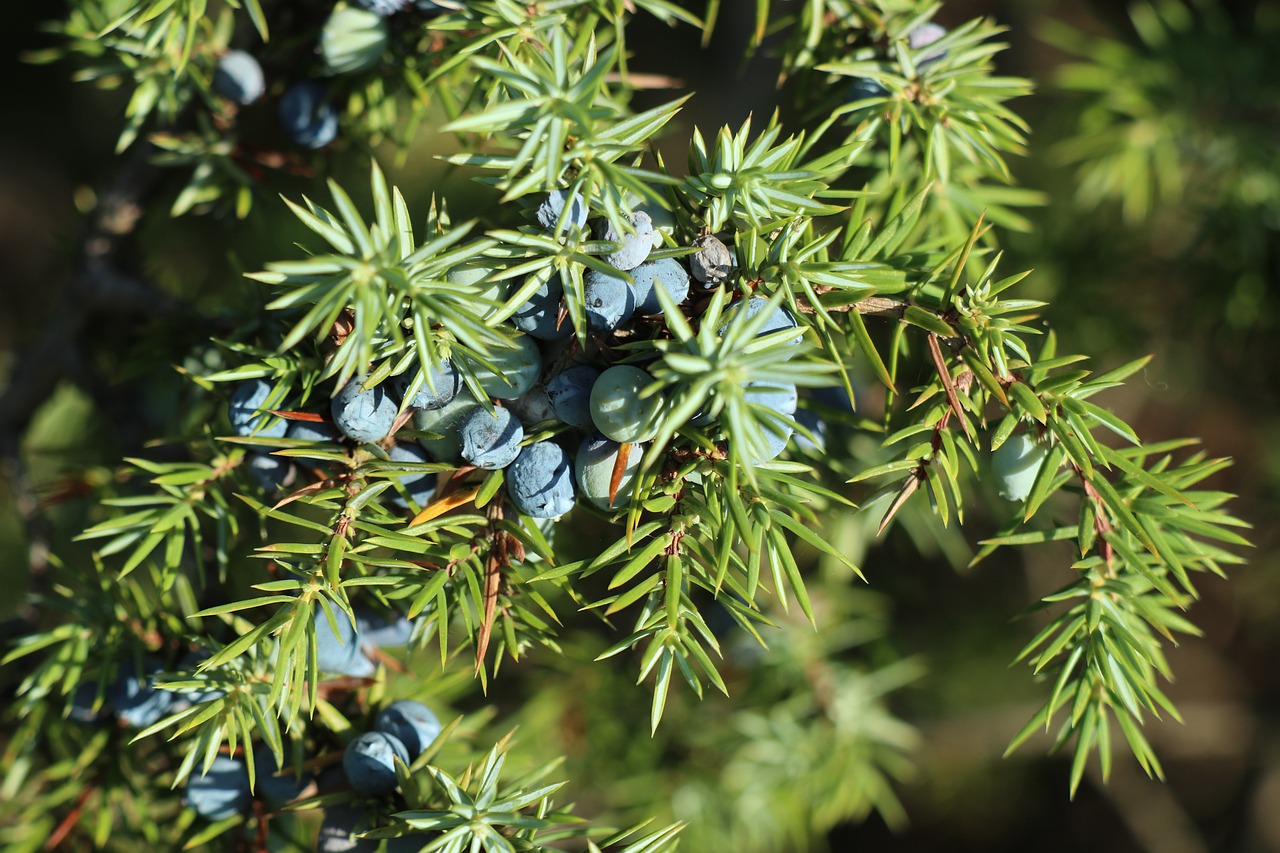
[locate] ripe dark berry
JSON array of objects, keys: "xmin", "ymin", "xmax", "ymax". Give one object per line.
[
  {"xmin": 720, "ymin": 297, "xmax": 802, "ymax": 351},
  {"xmin": 743, "ymin": 381, "xmax": 798, "ymax": 418},
  {"xmin": 212, "ymin": 51, "xmax": 265, "ymax": 105},
  {"xmin": 511, "ymin": 275, "xmax": 574, "ymax": 341},
  {"xmin": 287, "ymin": 419, "xmax": 341, "ymax": 443},
  {"xmin": 331, "ymin": 376, "xmax": 398, "ymax": 443},
  {"xmin": 395, "ymin": 359, "xmax": 461, "ymax": 411},
  {"xmin": 507, "ymin": 379, "xmax": 556, "ymax": 426},
  {"xmin": 582, "ymin": 269, "xmax": 637, "ymax": 332},
  {"xmin": 246, "ymin": 451, "xmax": 295, "ymax": 493},
  {"xmin": 536, "ymin": 189, "xmax": 589, "ymax": 232},
  {"xmin": 278, "ymin": 82, "xmax": 339, "ymax": 149},
  {"xmin": 458, "ymin": 406, "xmax": 524, "ymax": 470},
  {"xmin": 546, "ymin": 364, "xmax": 601, "ymax": 431},
  {"xmin": 507, "ymin": 440, "xmax": 575, "ymax": 518},
  {"xmin": 375, "ymin": 699, "xmax": 442, "ymax": 760},
  {"xmin": 343, "ymin": 731, "xmax": 410, "ymax": 796},
  {"xmin": 747, "ymin": 422, "xmax": 792, "ymax": 464},
  {"xmin": 630, "ymin": 257, "xmax": 690, "ymax": 314},
  {"xmin": 386, "ymin": 442, "xmax": 436, "ymax": 510},
  {"xmin": 846, "ymin": 77, "xmax": 889, "ymax": 103},
  {"xmin": 314, "ymin": 608, "xmax": 375, "ymax": 678},
  {"xmin": 743, "ymin": 382, "xmax": 797, "ymax": 463},
  {"xmin": 356, "ymin": 607, "xmax": 416, "ymax": 648},
  {"xmin": 254, "ymin": 745, "xmax": 313, "ymax": 806},
  {"xmin": 229, "ymin": 379, "xmax": 287, "ymax": 439},
  {"xmin": 184, "ymin": 754, "xmax": 251, "ymax": 820},
  {"xmin": 598, "ymin": 212, "xmax": 654, "ymax": 271},
  {"xmin": 318, "ymin": 804, "xmax": 378, "ymax": 853},
  {"xmin": 108, "ymin": 661, "xmax": 178, "ymax": 729}
]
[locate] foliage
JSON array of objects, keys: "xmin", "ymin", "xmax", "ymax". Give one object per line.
[{"xmin": 1035, "ymin": 0, "xmax": 1280, "ymax": 356}]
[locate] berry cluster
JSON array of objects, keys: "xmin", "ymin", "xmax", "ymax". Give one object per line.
[
  {"xmin": 69, "ymin": 610, "xmax": 423, "ymax": 832},
  {"xmin": 177, "ymin": 698, "xmax": 441, "ymax": 850},
  {"xmin": 228, "ymin": 190, "xmax": 821, "ymax": 523},
  {"xmin": 204, "ymin": 184, "xmax": 852, "ymax": 842},
  {"xmin": 314, "ymin": 700, "xmax": 440, "ymax": 851},
  {"xmin": 208, "ymin": 2, "xmax": 464, "ymax": 150},
  {"xmin": 68, "ymin": 661, "xmax": 313, "ymax": 825},
  {"xmin": 68, "ymin": 658, "xmax": 189, "ymax": 730}
]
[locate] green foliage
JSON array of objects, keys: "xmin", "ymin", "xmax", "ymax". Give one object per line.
[
  {"xmin": 678, "ymin": 118, "xmax": 853, "ymax": 231},
  {"xmin": 1046, "ymin": 0, "xmax": 1280, "ymax": 225},
  {"xmin": 247, "ymin": 162, "xmax": 506, "ymax": 388},
  {"xmin": 1, "ymin": 0, "xmax": 1254, "ymax": 850},
  {"xmin": 1039, "ymin": 0, "xmax": 1280, "ymax": 347},
  {"xmin": 443, "ymin": 30, "xmax": 682, "ymax": 214}
]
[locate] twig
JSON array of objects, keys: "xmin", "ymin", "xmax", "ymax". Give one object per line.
[
  {"xmin": 603, "ymin": 71, "xmax": 686, "ymax": 89},
  {"xmin": 794, "ymin": 294, "xmax": 910, "ymax": 318}
]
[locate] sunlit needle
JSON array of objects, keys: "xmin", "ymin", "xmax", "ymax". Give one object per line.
[{"xmin": 410, "ymin": 485, "xmax": 482, "ymax": 526}]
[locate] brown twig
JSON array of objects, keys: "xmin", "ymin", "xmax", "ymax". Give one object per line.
[
  {"xmin": 475, "ymin": 503, "xmax": 508, "ymax": 675},
  {"xmin": 927, "ymin": 332, "xmax": 971, "ymax": 438},
  {"xmin": 603, "ymin": 71, "xmax": 686, "ymax": 89},
  {"xmin": 44, "ymin": 784, "xmax": 96, "ymax": 850},
  {"xmin": 794, "ymin": 294, "xmax": 910, "ymax": 318}
]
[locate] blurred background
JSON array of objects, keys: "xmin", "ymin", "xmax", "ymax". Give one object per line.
[{"xmin": 1, "ymin": 0, "xmax": 1277, "ymax": 850}]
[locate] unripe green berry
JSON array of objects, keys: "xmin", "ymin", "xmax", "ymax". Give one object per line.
[
  {"xmin": 589, "ymin": 365, "xmax": 663, "ymax": 443},
  {"xmin": 575, "ymin": 434, "xmax": 642, "ymax": 510},
  {"xmin": 991, "ymin": 433, "xmax": 1048, "ymax": 502},
  {"xmin": 321, "ymin": 7, "xmax": 390, "ymax": 76}
]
